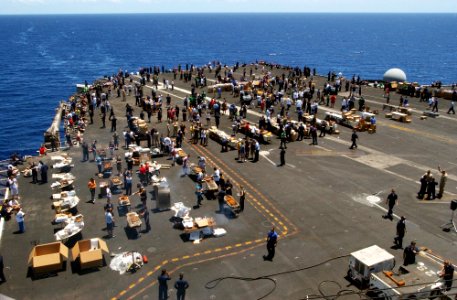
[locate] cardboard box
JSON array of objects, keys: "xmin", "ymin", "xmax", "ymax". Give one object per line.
[
  {"xmin": 28, "ymin": 242, "xmax": 69, "ymax": 274},
  {"xmin": 71, "ymin": 238, "xmax": 109, "ymax": 269},
  {"xmin": 126, "ymin": 212, "xmax": 142, "ymax": 228}
]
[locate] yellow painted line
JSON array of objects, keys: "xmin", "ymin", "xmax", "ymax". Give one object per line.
[
  {"xmin": 191, "ymin": 143, "xmax": 295, "ymax": 231},
  {"xmin": 106, "ymin": 88, "xmax": 300, "ymax": 300},
  {"xmin": 138, "ymin": 277, "xmax": 145, "ymax": 283},
  {"xmin": 124, "ymin": 241, "xmax": 268, "ymax": 300},
  {"xmin": 115, "ymin": 140, "xmax": 296, "ymax": 299}
]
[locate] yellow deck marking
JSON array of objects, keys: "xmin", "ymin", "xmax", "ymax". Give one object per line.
[{"xmin": 114, "ymin": 138, "xmax": 300, "ymax": 299}]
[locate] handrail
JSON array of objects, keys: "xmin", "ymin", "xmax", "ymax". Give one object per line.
[{"xmin": 44, "ymin": 101, "xmax": 66, "ymax": 148}]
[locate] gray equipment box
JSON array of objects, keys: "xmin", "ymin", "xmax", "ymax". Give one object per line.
[{"xmin": 155, "ymin": 182, "xmax": 171, "ymax": 211}]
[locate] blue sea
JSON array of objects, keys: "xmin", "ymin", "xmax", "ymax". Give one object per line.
[{"xmin": 0, "ymin": 13, "xmax": 456, "ymax": 159}]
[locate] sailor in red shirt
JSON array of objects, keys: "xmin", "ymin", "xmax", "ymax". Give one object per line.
[
  {"xmin": 139, "ymin": 163, "xmax": 148, "ymax": 185},
  {"xmin": 39, "ymin": 144, "xmax": 47, "ymax": 156}
]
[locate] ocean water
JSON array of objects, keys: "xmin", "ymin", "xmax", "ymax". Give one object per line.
[{"xmin": 0, "ymin": 13, "xmax": 456, "ymax": 159}]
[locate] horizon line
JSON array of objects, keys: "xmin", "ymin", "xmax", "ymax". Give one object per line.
[{"xmin": 1, "ymin": 12, "xmax": 457, "ymax": 16}]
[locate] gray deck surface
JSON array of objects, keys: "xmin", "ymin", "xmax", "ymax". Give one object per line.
[{"xmin": 0, "ymin": 65, "xmax": 456, "ymax": 300}]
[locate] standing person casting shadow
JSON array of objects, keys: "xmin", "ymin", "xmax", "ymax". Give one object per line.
[{"xmin": 263, "ymin": 227, "xmax": 278, "ymax": 261}]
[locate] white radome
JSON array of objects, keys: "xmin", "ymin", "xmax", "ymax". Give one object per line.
[{"xmin": 383, "ymin": 68, "xmax": 407, "ymax": 82}]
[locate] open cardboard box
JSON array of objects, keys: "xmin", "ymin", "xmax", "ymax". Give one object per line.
[
  {"xmin": 71, "ymin": 238, "xmax": 109, "ymax": 269},
  {"xmin": 28, "ymin": 242, "xmax": 69, "ymax": 274}
]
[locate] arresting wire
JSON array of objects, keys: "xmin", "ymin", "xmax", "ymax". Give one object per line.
[{"xmin": 205, "ymin": 254, "xmax": 457, "ymax": 300}]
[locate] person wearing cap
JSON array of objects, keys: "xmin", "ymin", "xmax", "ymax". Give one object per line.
[
  {"xmin": 394, "ymin": 216, "xmax": 406, "ymax": 249},
  {"xmin": 403, "ymin": 241, "xmax": 419, "ymax": 266},
  {"xmin": 174, "ymin": 272, "xmax": 189, "ymax": 300}
]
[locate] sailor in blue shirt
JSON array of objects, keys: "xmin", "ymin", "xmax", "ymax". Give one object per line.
[
  {"xmin": 174, "ymin": 273, "xmax": 189, "ymax": 300},
  {"xmin": 158, "ymin": 269, "xmax": 171, "ymax": 300},
  {"xmin": 263, "ymin": 227, "xmax": 278, "ymax": 261}
]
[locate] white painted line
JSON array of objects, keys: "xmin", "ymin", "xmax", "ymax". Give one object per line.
[
  {"xmin": 133, "ymin": 79, "xmax": 185, "ymax": 100},
  {"xmin": 325, "ymin": 135, "xmax": 457, "ymax": 185},
  {"xmin": 0, "ymin": 217, "xmax": 4, "ymax": 245},
  {"xmin": 135, "ymin": 75, "xmax": 457, "ymax": 192},
  {"xmin": 260, "ymin": 153, "xmax": 277, "ymax": 167},
  {"xmin": 372, "ymin": 202, "xmax": 401, "ymax": 221},
  {"xmin": 315, "ymin": 145, "xmax": 331, "ymax": 152}
]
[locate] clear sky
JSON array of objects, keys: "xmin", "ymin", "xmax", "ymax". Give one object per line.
[{"xmin": 2, "ymin": 0, "xmax": 457, "ymax": 15}]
